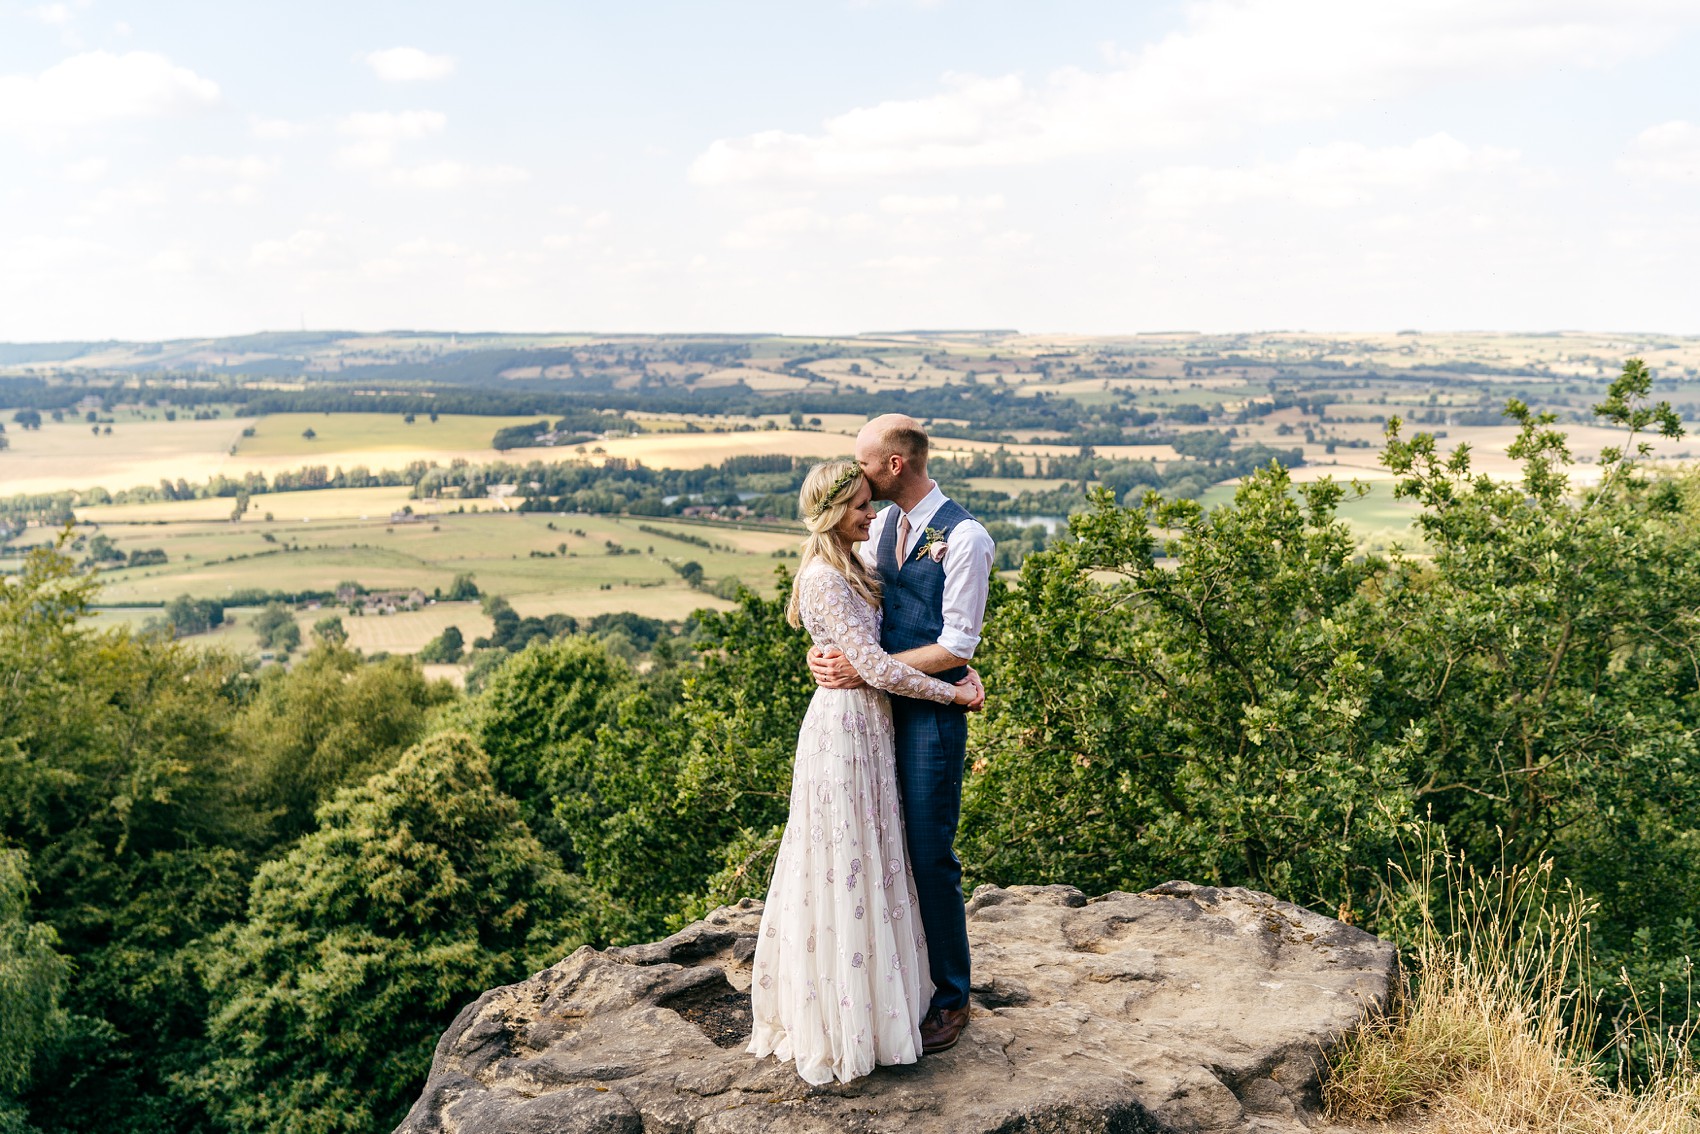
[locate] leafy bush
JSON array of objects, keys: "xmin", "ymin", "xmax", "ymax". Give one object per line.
[{"xmin": 961, "ymin": 469, "xmax": 1407, "ymax": 915}]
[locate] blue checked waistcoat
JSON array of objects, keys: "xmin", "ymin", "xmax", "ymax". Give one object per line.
[{"xmin": 874, "ymin": 497, "xmax": 974, "ymax": 687}]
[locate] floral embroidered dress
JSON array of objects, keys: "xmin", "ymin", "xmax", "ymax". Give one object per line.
[{"xmin": 747, "ymin": 561, "xmax": 958, "ymax": 1085}]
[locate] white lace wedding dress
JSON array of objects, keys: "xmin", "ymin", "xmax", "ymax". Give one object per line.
[{"xmin": 747, "ymin": 561, "xmax": 958, "ymax": 1085}]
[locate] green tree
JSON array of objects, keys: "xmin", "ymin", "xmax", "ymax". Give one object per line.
[
  {"xmin": 0, "ymin": 849, "xmax": 69, "ymax": 1105},
  {"xmin": 233, "ymin": 645, "xmax": 456, "ymax": 844},
  {"xmin": 161, "ymin": 594, "xmax": 224, "ymax": 637},
  {"xmin": 0, "ymin": 540, "xmax": 258, "ymax": 1134},
  {"xmin": 1375, "ymin": 359, "xmax": 1700, "ymax": 948},
  {"xmin": 312, "ymin": 615, "xmax": 347, "ymax": 645},
  {"xmin": 197, "ymin": 732, "xmax": 579, "ymax": 1134},
  {"xmin": 446, "ymin": 573, "xmax": 480, "ymax": 602},
  {"xmin": 960, "ymin": 470, "xmax": 1408, "ymax": 917},
  {"xmin": 417, "ymin": 625, "xmax": 463, "ymax": 664},
  {"xmin": 250, "ymin": 603, "xmax": 300, "ymax": 654},
  {"xmin": 85, "ymin": 534, "xmax": 124, "ymax": 564},
  {"xmin": 544, "ymin": 577, "xmax": 813, "ymax": 936},
  {"xmin": 462, "ymin": 637, "xmax": 635, "ymax": 866}
]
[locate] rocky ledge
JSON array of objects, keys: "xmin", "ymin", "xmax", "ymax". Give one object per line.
[{"xmin": 396, "ymin": 881, "xmax": 1398, "ymax": 1134}]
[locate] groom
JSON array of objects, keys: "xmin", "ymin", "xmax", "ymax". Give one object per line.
[{"xmin": 808, "ymin": 414, "xmax": 993, "ymax": 1055}]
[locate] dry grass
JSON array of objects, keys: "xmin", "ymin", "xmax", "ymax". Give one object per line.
[{"xmin": 1325, "ymin": 853, "xmax": 1700, "ymax": 1133}]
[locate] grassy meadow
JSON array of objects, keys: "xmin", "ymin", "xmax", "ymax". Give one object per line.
[
  {"xmin": 67, "ymin": 507, "xmax": 796, "ymax": 622},
  {"xmin": 231, "ymin": 411, "xmax": 546, "ymax": 458}
]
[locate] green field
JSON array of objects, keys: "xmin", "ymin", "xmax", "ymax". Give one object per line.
[
  {"xmin": 232, "ymin": 412, "xmax": 545, "ymax": 458},
  {"xmin": 1197, "ymin": 478, "xmax": 1422, "ymax": 543},
  {"xmin": 58, "ymin": 507, "xmax": 802, "ymax": 653}
]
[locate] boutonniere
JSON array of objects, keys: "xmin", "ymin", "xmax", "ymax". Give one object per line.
[{"xmin": 914, "ymin": 526, "xmax": 949, "ymax": 563}]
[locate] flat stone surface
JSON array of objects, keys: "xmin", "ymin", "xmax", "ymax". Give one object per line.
[{"xmin": 396, "ymin": 881, "xmax": 1398, "ymax": 1134}]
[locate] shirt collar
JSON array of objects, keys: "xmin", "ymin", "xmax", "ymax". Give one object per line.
[{"xmin": 900, "ymin": 481, "xmax": 946, "ymax": 531}]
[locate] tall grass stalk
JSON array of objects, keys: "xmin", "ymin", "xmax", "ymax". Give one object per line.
[{"xmin": 1325, "ymin": 847, "xmax": 1700, "ymax": 1132}]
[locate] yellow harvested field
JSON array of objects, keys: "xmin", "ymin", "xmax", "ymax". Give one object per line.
[
  {"xmin": 420, "ymin": 663, "xmax": 466, "ymax": 688},
  {"xmin": 77, "ymin": 485, "xmax": 429, "ymax": 523},
  {"xmin": 588, "ymin": 430, "xmax": 852, "ymax": 467},
  {"xmin": 634, "ymin": 518, "xmax": 799, "ymax": 555},
  {"xmin": 1275, "ymin": 462, "xmax": 1400, "ymax": 484},
  {"xmin": 965, "ymin": 477, "xmax": 1076, "ymax": 495},
  {"xmin": 695, "ymin": 367, "xmax": 812, "ymax": 391},
  {"xmin": 0, "ymin": 412, "xmax": 576, "ymax": 496},
  {"xmin": 1095, "ymin": 444, "xmax": 1183, "ymax": 462},
  {"xmin": 0, "ymin": 416, "xmax": 249, "ymax": 496},
  {"xmin": 753, "ymin": 412, "xmax": 869, "ymax": 436},
  {"xmin": 507, "ymin": 589, "xmax": 734, "ymax": 620},
  {"xmin": 340, "ymin": 602, "xmax": 492, "ymax": 655}
]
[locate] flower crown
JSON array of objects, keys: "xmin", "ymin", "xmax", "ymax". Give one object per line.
[{"xmin": 807, "ymin": 465, "xmax": 861, "ymax": 519}]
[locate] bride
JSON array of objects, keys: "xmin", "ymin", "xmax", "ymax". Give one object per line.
[{"xmin": 747, "ymin": 459, "xmax": 982, "ymax": 1086}]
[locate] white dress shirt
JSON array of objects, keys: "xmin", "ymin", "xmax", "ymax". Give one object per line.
[{"xmin": 857, "ymin": 481, "xmax": 994, "ymax": 660}]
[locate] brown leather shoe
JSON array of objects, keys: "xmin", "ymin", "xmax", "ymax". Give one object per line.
[{"xmin": 920, "ymin": 1006, "xmax": 969, "ymax": 1054}]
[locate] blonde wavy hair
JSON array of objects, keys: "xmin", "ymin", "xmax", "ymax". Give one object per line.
[{"xmin": 786, "ymin": 459, "xmax": 882, "ymax": 629}]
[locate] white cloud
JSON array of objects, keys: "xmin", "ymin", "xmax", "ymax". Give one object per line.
[
  {"xmin": 69, "ymin": 178, "xmax": 166, "ymax": 222},
  {"xmin": 250, "ymin": 229, "xmax": 337, "ymax": 268},
  {"xmin": 393, "ymin": 238, "xmax": 467, "ymax": 258},
  {"xmin": 1138, "ymin": 133, "xmax": 1519, "ymax": 215},
  {"xmin": 180, "ymin": 154, "xmax": 280, "ymax": 180},
  {"xmin": 984, "ymin": 229, "xmax": 1033, "ymax": 250},
  {"xmin": 863, "ymin": 254, "xmax": 942, "ymax": 273},
  {"xmin": 691, "ymin": 0, "xmax": 1692, "ymax": 185},
  {"xmin": 880, "ymin": 193, "xmax": 961, "ymax": 214},
  {"xmin": 29, "ymin": 4, "xmax": 73, "ymax": 25},
  {"xmin": 62, "ymin": 155, "xmax": 107, "ymax": 181},
  {"xmin": 0, "ymin": 51, "xmax": 220, "ymax": 137},
  {"xmin": 722, "ymin": 206, "xmax": 877, "ymax": 250},
  {"xmin": 364, "ymin": 47, "xmax": 457, "ymax": 82},
  {"xmin": 250, "ymin": 114, "xmax": 309, "ymax": 140},
  {"xmin": 1618, "ymin": 120, "xmax": 1700, "ymax": 184},
  {"xmin": 147, "ymin": 247, "xmax": 195, "ymax": 274},
  {"xmin": 387, "ymin": 161, "xmax": 528, "ymax": 189},
  {"xmin": 879, "ymin": 192, "xmax": 1004, "ymax": 214},
  {"xmin": 335, "ymin": 109, "xmax": 447, "ymax": 167},
  {"xmin": 338, "ymin": 109, "xmax": 447, "ymax": 140},
  {"xmin": 181, "ymin": 154, "xmax": 278, "ymax": 204}
]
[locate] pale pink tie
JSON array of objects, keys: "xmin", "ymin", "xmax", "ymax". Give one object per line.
[{"xmin": 896, "ymin": 513, "xmax": 911, "ymax": 572}]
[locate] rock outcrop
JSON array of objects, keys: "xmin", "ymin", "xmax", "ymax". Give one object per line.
[{"xmin": 396, "ymin": 881, "xmax": 1398, "ymax": 1134}]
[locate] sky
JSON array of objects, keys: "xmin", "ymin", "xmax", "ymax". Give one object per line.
[{"xmin": 2, "ymin": 0, "xmax": 1699, "ymax": 341}]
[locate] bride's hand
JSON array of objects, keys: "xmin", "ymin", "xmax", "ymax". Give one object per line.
[{"xmin": 954, "ymin": 666, "xmax": 985, "ymax": 711}]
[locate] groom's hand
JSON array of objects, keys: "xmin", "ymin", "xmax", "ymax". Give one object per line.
[{"xmin": 808, "ymin": 646, "xmax": 866, "ymax": 690}]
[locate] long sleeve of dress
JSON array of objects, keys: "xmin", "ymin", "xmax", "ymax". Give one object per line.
[{"xmin": 799, "ymin": 567, "xmax": 959, "ymax": 704}]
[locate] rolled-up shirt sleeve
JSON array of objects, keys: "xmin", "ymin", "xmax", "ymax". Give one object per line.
[{"xmin": 938, "ymin": 518, "xmax": 994, "ymax": 660}]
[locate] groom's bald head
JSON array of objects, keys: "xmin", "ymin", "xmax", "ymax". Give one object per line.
[
  {"xmin": 861, "ymin": 414, "xmax": 928, "ymax": 466},
  {"xmin": 855, "ymin": 414, "xmax": 930, "ymax": 500}
]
